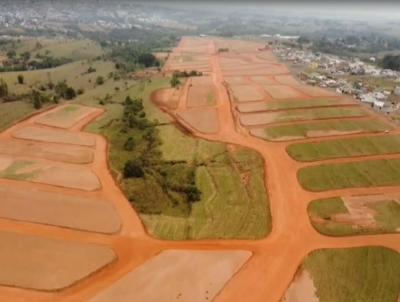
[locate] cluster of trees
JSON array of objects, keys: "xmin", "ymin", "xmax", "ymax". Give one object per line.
[
  {"xmin": 0, "ymin": 79, "xmax": 8, "ymax": 98},
  {"xmin": 0, "ymin": 50, "xmax": 71, "ymax": 72},
  {"xmin": 109, "ymin": 44, "xmax": 160, "ymax": 72},
  {"xmin": 119, "ymin": 95, "xmax": 201, "ymax": 211},
  {"xmin": 170, "ymin": 70, "xmax": 203, "ymax": 88},
  {"xmin": 381, "ymin": 55, "xmax": 400, "ymax": 71}
]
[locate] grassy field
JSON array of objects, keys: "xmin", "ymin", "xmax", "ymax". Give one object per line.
[
  {"xmin": 308, "ymin": 197, "xmax": 400, "ymax": 236},
  {"xmin": 288, "ymin": 135, "xmax": 400, "ymax": 162},
  {"xmin": 303, "ymin": 247, "xmax": 400, "ymax": 302},
  {"xmin": 269, "ymin": 107, "xmax": 367, "ymax": 124},
  {"xmin": 298, "ymin": 159, "xmax": 400, "ymax": 192},
  {"xmin": 86, "ymin": 76, "xmax": 271, "ymax": 240},
  {"xmin": 264, "ymin": 99, "xmax": 352, "ymax": 111},
  {"xmin": 262, "ymin": 119, "xmax": 391, "ymax": 141}
]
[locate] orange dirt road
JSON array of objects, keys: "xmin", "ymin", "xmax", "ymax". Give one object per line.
[{"xmin": 0, "ymin": 38, "xmax": 399, "ymax": 302}]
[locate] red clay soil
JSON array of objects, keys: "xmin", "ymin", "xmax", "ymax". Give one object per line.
[{"xmin": 1, "ymin": 37, "xmax": 400, "ymax": 302}]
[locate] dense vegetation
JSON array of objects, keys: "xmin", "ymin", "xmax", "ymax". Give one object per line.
[{"xmin": 381, "ymin": 54, "xmax": 400, "ymax": 71}]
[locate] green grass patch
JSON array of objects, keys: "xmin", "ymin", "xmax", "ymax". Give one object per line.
[
  {"xmin": 288, "ymin": 135, "xmax": 400, "ymax": 162},
  {"xmin": 264, "ymin": 119, "xmax": 391, "ymax": 141},
  {"xmin": 299, "ymin": 159, "xmax": 400, "ymax": 192},
  {"xmin": 0, "ymin": 160, "xmax": 39, "ymax": 181},
  {"xmin": 265, "ymin": 99, "xmax": 350, "ymax": 110},
  {"xmin": 0, "ymin": 100, "xmax": 42, "ymax": 131},
  {"xmin": 371, "ymin": 200, "xmax": 400, "ymax": 231},
  {"xmin": 303, "ymin": 247, "xmax": 400, "ymax": 302}
]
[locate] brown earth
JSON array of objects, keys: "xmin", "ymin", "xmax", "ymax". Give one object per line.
[
  {"xmin": 230, "ymin": 84, "xmax": 266, "ymax": 102},
  {"xmin": 177, "ymin": 108, "xmax": 219, "ymax": 134},
  {"xmin": 262, "ymin": 84, "xmax": 308, "ymax": 99}
]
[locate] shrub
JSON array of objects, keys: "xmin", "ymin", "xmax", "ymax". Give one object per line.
[
  {"xmin": 124, "ymin": 137, "xmax": 135, "ymax": 151},
  {"xmin": 123, "ymin": 160, "xmax": 144, "ymax": 178},
  {"xmin": 17, "ymin": 74, "xmax": 24, "ymax": 84},
  {"xmin": 96, "ymin": 76, "xmax": 104, "ymax": 85}
]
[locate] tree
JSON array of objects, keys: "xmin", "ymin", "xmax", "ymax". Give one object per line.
[
  {"xmin": 96, "ymin": 76, "xmax": 104, "ymax": 85},
  {"xmin": 170, "ymin": 74, "xmax": 181, "ymax": 88},
  {"xmin": 64, "ymin": 87, "xmax": 76, "ymax": 100},
  {"xmin": 0, "ymin": 79, "xmax": 8, "ymax": 97},
  {"xmin": 6, "ymin": 50, "xmax": 16, "ymax": 59},
  {"xmin": 123, "ymin": 160, "xmax": 144, "ymax": 178},
  {"xmin": 17, "ymin": 74, "xmax": 24, "ymax": 84},
  {"xmin": 32, "ymin": 91, "xmax": 42, "ymax": 109},
  {"xmin": 123, "ymin": 137, "xmax": 135, "ymax": 151},
  {"xmin": 137, "ymin": 53, "xmax": 158, "ymax": 67}
]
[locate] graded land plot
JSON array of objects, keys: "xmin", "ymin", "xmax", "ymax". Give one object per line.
[
  {"xmin": 308, "ymin": 195, "xmax": 400, "ymax": 236},
  {"xmin": 236, "ymin": 101, "xmax": 269, "ymax": 113},
  {"xmin": 151, "ymin": 87, "xmax": 181, "ymax": 110},
  {"xmin": 250, "ymin": 75, "xmax": 278, "ymax": 85},
  {"xmin": 140, "ymin": 124, "xmax": 271, "ymax": 240},
  {"xmin": 286, "ymin": 247, "xmax": 400, "ymax": 302},
  {"xmin": 13, "ymin": 126, "xmax": 96, "ymax": 146},
  {"xmin": 177, "ymin": 108, "xmax": 219, "ymax": 134},
  {"xmin": 288, "ymin": 135, "xmax": 400, "ymax": 162},
  {"xmin": 0, "ymin": 156, "xmax": 100, "ymax": 191},
  {"xmin": 0, "ymin": 139, "xmax": 94, "ymax": 164},
  {"xmin": 298, "ymin": 159, "xmax": 400, "ymax": 192},
  {"xmin": 187, "ymin": 76, "xmax": 216, "ymax": 107},
  {"xmin": 274, "ymin": 75, "xmax": 338, "ymax": 97},
  {"xmin": 251, "ymin": 119, "xmax": 392, "ymax": 142},
  {"xmin": 0, "ymin": 186, "xmax": 121, "ymax": 233},
  {"xmin": 88, "ymin": 250, "xmax": 251, "ymax": 302},
  {"xmin": 240, "ymin": 107, "xmax": 367, "ymax": 126},
  {"xmin": 229, "ymin": 84, "xmax": 265, "ymax": 102},
  {"xmin": 0, "ymin": 231, "xmax": 115, "ymax": 291},
  {"xmin": 274, "ymin": 75, "xmax": 302, "ymax": 86},
  {"xmin": 35, "ymin": 105, "xmax": 99, "ymax": 129},
  {"xmin": 224, "ymin": 76, "xmax": 249, "ymax": 86},
  {"xmin": 262, "ymin": 84, "xmax": 307, "ymax": 99}
]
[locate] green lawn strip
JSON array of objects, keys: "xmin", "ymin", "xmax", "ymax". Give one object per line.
[
  {"xmin": 299, "ymin": 159, "xmax": 400, "ymax": 192},
  {"xmin": 288, "ymin": 135, "xmax": 400, "ymax": 162},
  {"xmin": 265, "ymin": 98, "xmax": 349, "ymax": 110},
  {"xmin": 372, "ymin": 200, "xmax": 400, "ymax": 232},
  {"xmin": 271, "ymin": 107, "xmax": 366, "ymax": 124},
  {"xmin": 303, "ymin": 247, "xmax": 400, "ymax": 302},
  {"xmin": 0, "ymin": 160, "xmax": 40, "ymax": 181},
  {"xmin": 264, "ymin": 119, "xmax": 391, "ymax": 140}
]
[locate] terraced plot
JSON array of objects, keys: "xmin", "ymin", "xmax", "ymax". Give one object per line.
[
  {"xmin": 251, "ymin": 119, "xmax": 391, "ymax": 141},
  {"xmin": 240, "ymin": 107, "xmax": 367, "ymax": 126},
  {"xmin": 308, "ymin": 196, "xmax": 400, "ymax": 236},
  {"xmin": 287, "ymin": 247, "xmax": 400, "ymax": 302},
  {"xmin": 288, "ymin": 135, "xmax": 400, "ymax": 162},
  {"xmin": 298, "ymin": 159, "xmax": 400, "ymax": 192}
]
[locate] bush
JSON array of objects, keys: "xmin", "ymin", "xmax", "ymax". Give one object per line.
[
  {"xmin": 123, "ymin": 160, "xmax": 144, "ymax": 178},
  {"xmin": 170, "ymin": 75, "xmax": 180, "ymax": 88},
  {"xmin": 32, "ymin": 91, "xmax": 42, "ymax": 109},
  {"xmin": 124, "ymin": 137, "xmax": 135, "ymax": 151},
  {"xmin": 96, "ymin": 76, "xmax": 104, "ymax": 85},
  {"xmin": 17, "ymin": 74, "xmax": 24, "ymax": 84},
  {"xmin": 0, "ymin": 79, "xmax": 8, "ymax": 97}
]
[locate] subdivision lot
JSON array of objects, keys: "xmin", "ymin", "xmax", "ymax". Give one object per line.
[
  {"xmin": 287, "ymin": 247, "xmax": 400, "ymax": 302},
  {"xmin": 0, "ymin": 231, "xmax": 115, "ymax": 291},
  {"xmin": 240, "ymin": 107, "xmax": 367, "ymax": 126},
  {"xmin": 187, "ymin": 76, "xmax": 216, "ymax": 107},
  {"xmin": 230, "ymin": 85, "xmax": 265, "ymax": 102},
  {"xmin": 251, "ymin": 118, "xmax": 392, "ymax": 141},
  {"xmin": 88, "ymin": 250, "xmax": 251, "ymax": 302},
  {"xmin": 36, "ymin": 105, "xmax": 98, "ymax": 129},
  {"xmin": 0, "ymin": 139, "xmax": 94, "ymax": 164},
  {"xmin": 308, "ymin": 195, "xmax": 400, "ymax": 236},
  {"xmin": 288, "ymin": 135, "xmax": 400, "ymax": 162},
  {"xmin": 13, "ymin": 126, "xmax": 97, "ymax": 146},
  {"xmin": 298, "ymin": 159, "xmax": 400, "ymax": 192},
  {"xmin": 0, "ymin": 186, "xmax": 120, "ymax": 233},
  {"xmin": 177, "ymin": 108, "xmax": 219, "ymax": 134},
  {"xmin": 0, "ymin": 156, "xmax": 100, "ymax": 191},
  {"xmin": 250, "ymin": 76, "xmax": 278, "ymax": 86},
  {"xmin": 262, "ymin": 84, "xmax": 306, "ymax": 99}
]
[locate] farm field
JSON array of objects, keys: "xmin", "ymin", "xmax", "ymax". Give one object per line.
[
  {"xmin": 298, "ymin": 159, "xmax": 400, "ymax": 192},
  {"xmin": 285, "ymin": 247, "xmax": 400, "ymax": 302},
  {"xmin": 240, "ymin": 106, "xmax": 367, "ymax": 126},
  {"xmin": 251, "ymin": 118, "xmax": 391, "ymax": 141},
  {"xmin": 288, "ymin": 135, "xmax": 400, "ymax": 162},
  {"xmin": 308, "ymin": 196, "xmax": 400, "ymax": 236}
]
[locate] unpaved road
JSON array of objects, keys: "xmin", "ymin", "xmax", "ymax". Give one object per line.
[{"xmin": 0, "ymin": 37, "xmax": 399, "ymax": 302}]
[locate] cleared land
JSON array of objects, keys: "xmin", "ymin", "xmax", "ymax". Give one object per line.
[
  {"xmin": 298, "ymin": 159, "xmax": 400, "ymax": 192},
  {"xmin": 0, "ymin": 139, "xmax": 94, "ymax": 164},
  {"xmin": 0, "ymin": 186, "xmax": 121, "ymax": 233},
  {"xmin": 308, "ymin": 195, "xmax": 400, "ymax": 236},
  {"xmin": 296, "ymin": 247, "xmax": 400, "ymax": 302},
  {"xmin": 288, "ymin": 135, "xmax": 400, "ymax": 162},
  {"xmin": 262, "ymin": 84, "xmax": 306, "ymax": 99},
  {"xmin": 0, "ymin": 231, "xmax": 115, "ymax": 291},
  {"xmin": 36, "ymin": 105, "xmax": 98, "ymax": 129},
  {"xmin": 240, "ymin": 107, "xmax": 367, "ymax": 126},
  {"xmin": 0, "ymin": 156, "xmax": 100, "ymax": 191},
  {"xmin": 177, "ymin": 108, "xmax": 219, "ymax": 134},
  {"xmin": 230, "ymin": 85, "xmax": 265, "ymax": 102},
  {"xmin": 187, "ymin": 76, "xmax": 216, "ymax": 107},
  {"xmin": 251, "ymin": 119, "xmax": 391, "ymax": 141},
  {"xmin": 13, "ymin": 126, "xmax": 97, "ymax": 146},
  {"xmin": 88, "ymin": 250, "xmax": 251, "ymax": 302}
]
